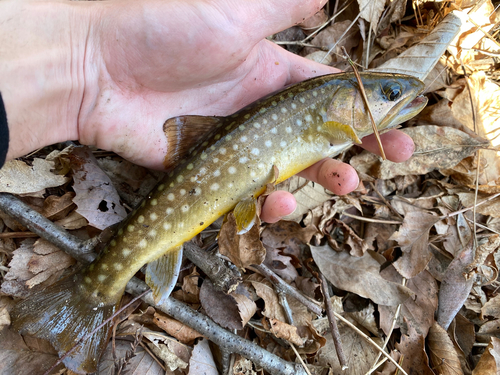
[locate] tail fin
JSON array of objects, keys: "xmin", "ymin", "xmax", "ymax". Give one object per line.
[{"xmin": 11, "ymin": 274, "xmax": 119, "ymax": 374}]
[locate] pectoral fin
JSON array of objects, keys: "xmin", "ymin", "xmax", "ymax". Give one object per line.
[
  {"xmin": 323, "ymin": 121, "xmax": 362, "ymax": 144},
  {"xmin": 146, "ymin": 246, "xmax": 183, "ymax": 304},
  {"xmin": 233, "ymin": 197, "xmax": 258, "ymax": 235}
]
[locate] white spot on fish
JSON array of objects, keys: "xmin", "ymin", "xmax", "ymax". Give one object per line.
[
  {"xmin": 270, "ymin": 128, "xmax": 277, "ymax": 134},
  {"xmin": 214, "ymin": 134, "xmax": 221, "ymax": 140},
  {"xmin": 150, "ymin": 212, "xmax": 158, "ymax": 221},
  {"xmin": 118, "ymin": 228, "xmax": 123, "ymax": 235},
  {"xmin": 157, "ymin": 184, "xmax": 165, "ymax": 191},
  {"xmin": 271, "ymin": 114, "xmax": 278, "ymax": 121},
  {"xmin": 214, "ymin": 170, "xmax": 221, "ymax": 177},
  {"xmin": 122, "ymin": 248, "xmax": 132, "ymax": 257},
  {"xmin": 259, "ymin": 108, "xmax": 266, "ymax": 114},
  {"xmin": 220, "ymin": 148, "xmax": 227, "ymax": 155},
  {"xmin": 253, "ymin": 134, "xmax": 259, "ymax": 140},
  {"xmin": 187, "ymin": 163, "xmax": 194, "ymax": 170},
  {"xmin": 137, "ymin": 215, "xmax": 144, "ymax": 223},
  {"xmin": 313, "ymin": 91, "xmax": 318, "ymax": 97},
  {"xmin": 148, "ymin": 229, "xmax": 157, "ymax": 238},
  {"xmin": 110, "ymin": 240, "xmax": 117, "ymax": 247},
  {"xmin": 305, "ymin": 114, "xmax": 313, "ymax": 122},
  {"xmin": 233, "ymin": 144, "xmax": 238, "ymax": 150},
  {"xmin": 114, "ymin": 263, "xmax": 123, "ymax": 271},
  {"xmin": 271, "ymin": 156, "xmax": 276, "ymax": 163},
  {"xmin": 271, "ymin": 101, "xmax": 277, "ymax": 106},
  {"xmin": 291, "ymin": 103, "xmax": 297, "ymax": 110},
  {"xmin": 280, "ymin": 141, "xmax": 287, "ymax": 147},
  {"xmin": 190, "ymin": 177, "xmax": 196, "ymax": 182},
  {"xmin": 239, "ymin": 157, "xmax": 248, "ymax": 163},
  {"xmin": 139, "ymin": 239, "xmax": 148, "ymax": 248},
  {"xmin": 101, "ymin": 264, "xmax": 108, "ymax": 270},
  {"xmin": 150, "ymin": 199, "xmax": 158, "ymax": 206},
  {"xmin": 317, "ymin": 126, "xmax": 322, "ymax": 131},
  {"xmin": 308, "ymin": 135, "xmax": 313, "ymax": 141},
  {"xmin": 127, "ymin": 225, "xmax": 135, "ymax": 232},
  {"xmin": 169, "ymin": 182, "xmax": 174, "ymax": 188},
  {"xmin": 262, "ymin": 119, "xmax": 268, "ymax": 125},
  {"xmin": 163, "ymin": 222, "xmax": 172, "ymax": 230},
  {"xmin": 226, "ymin": 135, "xmax": 232, "ymax": 141},
  {"xmin": 251, "ymin": 148, "xmax": 260, "ymax": 156},
  {"xmin": 202, "ymin": 141, "xmax": 208, "ymax": 147},
  {"xmin": 177, "ymin": 175, "xmax": 184, "ymax": 183},
  {"xmin": 250, "ymin": 171, "xmax": 256, "ymax": 177},
  {"xmin": 166, "ymin": 208, "xmax": 174, "ymax": 215},
  {"xmin": 299, "ymin": 97, "xmax": 306, "ymax": 104},
  {"xmin": 180, "ymin": 189, "xmax": 186, "ymax": 196},
  {"xmin": 181, "ymin": 205, "xmax": 189, "ymax": 213},
  {"xmin": 213, "ymin": 158, "xmax": 219, "ymax": 163},
  {"xmin": 229, "ymin": 166, "xmax": 237, "ymax": 174},
  {"xmin": 253, "ymin": 122, "xmax": 261, "ymax": 128},
  {"xmin": 210, "ymin": 146, "xmax": 216, "ymax": 151},
  {"xmin": 286, "ymin": 127, "xmax": 292, "ymax": 133},
  {"xmin": 241, "ymin": 136, "xmax": 247, "ymax": 142},
  {"xmin": 85, "ymin": 277, "xmax": 92, "ymax": 284},
  {"xmin": 244, "ymin": 114, "xmax": 250, "ymax": 119},
  {"xmin": 211, "ymin": 183, "xmax": 220, "ymax": 191},
  {"xmin": 265, "ymin": 140, "xmax": 272, "ymax": 147},
  {"xmin": 228, "ymin": 183, "xmax": 234, "ymax": 188},
  {"xmin": 281, "ymin": 107, "xmax": 287, "ymax": 114},
  {"xmin": 194, "ymin": 187, "xmax": 202, "ymax": 195},
  {"xmin": 296, "ymin": 119, "xmax": 303, "ymax": 126},
  {"xmin": 167, "ymin": 193, "xmax": 175, "ymax": 201},
  {"xmin": 258, "ymin": 163, "xmax": 264, "ymax": 169},
  {"xmin": 200, "ymin": 153, "xmax": 207, "ymax": 160},
  {"xmin": 200, "ymin": 168, "xmax": 207, "ymax": 175},
  {"xmin": 239, "ymin": 125, "xmax": 245, "ymax": 131},
  {"xmin": 168, "ymin": 171, "xmax": 174, "ymax": 177}
]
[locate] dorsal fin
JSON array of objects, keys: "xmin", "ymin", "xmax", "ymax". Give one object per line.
[{"xmin": 163, "ymin": 115, "xmax": 225, "ymax": 169}]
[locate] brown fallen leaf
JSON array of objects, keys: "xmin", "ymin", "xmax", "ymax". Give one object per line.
[
  {"xmin": 390, "ymin": 211, "xmax": 440, "ymax": 278},
  {"xmin": 472, "ymin": 337, "xmax": 500, "ymax": 374},
  {"xmin": 395, "ymin": 322, "xmax": 434, "ymax": 375},
  {"xmin": 153, "ymin": 310, "xmax": 204, "ymax": 344},
  {"xmin": 427, "ymin": 322, "xmax": 464, "ymax": 375},
  {"xmin": 188, "ymin": 339, "xmax": 218, "ymax": 375},
  {"xmin": 310, "ymin": 244, "xmax": 414, "ymax": 306},
  {"xmin": 246, "ymin": 273, "xmax": 287, "ymax": 322},
  {"xmin": 200, "ymin": 279, "xmax": 256, "ymax": 331},
  {"xmin": 350, "ymin": 125, "xmax": 489, "ymax": 180},
  {"xmin": 333, "ymin": 218, "xmax": 369, "ymax": 257},
  {"xmin": 437, "ymin": 240, "xmax": 475, "ymax": 330},
  {"xmin": 172, "ymin": 267, "xmax": 201, "ymax": 304},
  {"xmin": 41, "ymin": 192, "xmax": 76, "ymax": 221},
  {"xmin": 261, "ymin": 220, "xmax": 317, "ymax": 259},
  {"xmin": 69, "ymin": 146, "xmax": 127, "ymax": 230},
  {"xmin": 0, "ymin": 159, "xmax": 69, "ymax": 195},
  {"xmin": 380, "ymin": 266, "xmax": 438, "ymax": 337},
  {"xmin": 264, "ymin": 318, "xmax": 305, "ymax": 347},
  {"xmin": 218, "ymin": 212, "xmax": 266, "ymax": 269}
]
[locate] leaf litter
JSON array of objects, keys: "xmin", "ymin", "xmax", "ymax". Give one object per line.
[{"xmin": 2, "ymin": 1, "xmax": 500, "ymax": 374}]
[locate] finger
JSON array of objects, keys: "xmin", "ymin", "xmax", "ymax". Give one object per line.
[
  {"xmin": 238, "ymin": 0, "xmax": 328, "ymax": 42},
  {"xmin": 260, "ymin": 190, "xmax": 297, "ymax": 223},
  {"xmin": 360, "ymin": 129, "xmax": 414, "ymax": 163},
  {"xmin": 298, "ymin": 158, "xmax": 359, "ymax": 196}
]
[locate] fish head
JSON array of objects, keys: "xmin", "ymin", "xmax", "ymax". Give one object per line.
[{"xmin": 322, "ymin": 72, "xmax": 427, "ymax": 144}]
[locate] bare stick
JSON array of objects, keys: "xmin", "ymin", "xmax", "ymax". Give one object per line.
[
  {"xmin": 126, "ymin": 278, "xmax": 308, "ymax": 375},
  {"xmin": 184, "ymin": 241, "xmax": 241, "ymax": 294},
  {"xmin": 0, "ymin": 192, "xmax": 97, "ymax": 263},
  {"xmin": 319, "ymin": 273, "xmax": 347, "ymax": 370},
  {"xmin": 252, "ymin": 263, "xmax": 323, "ymax": 316}
]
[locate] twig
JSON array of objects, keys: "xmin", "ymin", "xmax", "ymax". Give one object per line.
[
  {"xmin": 369, "ymin": 182, "xmax": 404, "ymax": 220},
  {"xmin": 0, "ymin": 193, "xmax": 97, "ymax": 263},
  {"xmin": 0, "ymin": 232, "xmax": 39, "ymax": 239},
  {"xmin": 319, "ymin": 273, "xmax": 347, "ymax": 370},
  {"xmin": 289, "ymin": 343, "xmax": 312, "ymax": 375},
  {"xmin": 278, "ymin": 292, "xmax": 295, "ymax": 325},
  {"xmin": 251, "ymin": 263, "xmax": 323, "ymax": 316},
  {"xmin": 184, "ymin": 241, "xmax": 241, "ymax": 294},
  {"xmin": 341, "ymin": 212, "xmax": 403, "ymax": 225},
  {"xmin": 126, "ymin": 278, "xmax": 308, "ymax": 375},
  {"xmin": 444, "ymin": 192, "xmax": 500, "ymax": 218}
]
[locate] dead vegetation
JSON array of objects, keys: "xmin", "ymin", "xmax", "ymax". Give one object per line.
[{"xmin": 1, "ymin": 0, "xmax": 500, "ymax": 374}]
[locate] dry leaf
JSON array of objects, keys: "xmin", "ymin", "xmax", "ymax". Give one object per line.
[
  {"xmin": 264, "ymin": 318, "xmax": 305, "ymax": 347},
  {"xmin": 437, "ymin": 240, "xmax": 475, "ymax": 330},
  {"xmin": 188, "ymin": 339, "xmax": 218, "ymax": 375},
  {"xmin": 218, "ymin": 212, "xmax": 266, "ymax": 269},
  {"xmin": 153, "ymin": 310, "xmax": 203, "ymax": 344},
  {"xmin": 390, "ymin": 211, "xmax": 440, "ymax": 278},
  {"xmin": 246, "ymin": 273, "xmax": 287, "ymax": 322},
  {"xmin": 357, "ymin": 0, "xmax": 385, "ymax": 31},
  {"xmin": 41, "ymin": 192, "xmax": 76, "ymax": 221},
  {"xmin": 428, "ymin": 322, "xmax": 464, "ymax": 375},
  {"xmin": 69, "ymin": 146, "xmax": 127, "ymax": 230},
  {"xmin": 0, "ymin": 159, "xmax": 69, "ymax": 194},
  {"xmin": 200, "ymin": 279, "xmax": 256, "ymax": 330},
  {"xmin": 310, "ymin": 245, "xmax": 414, "ymax": 306},
  {"xmin": 472, "ymin": 337, "xmax": 500, "ymax": 374},
  {"xmin": 395, "ymin": 323, "xmax": 434, "ymax": 375}
]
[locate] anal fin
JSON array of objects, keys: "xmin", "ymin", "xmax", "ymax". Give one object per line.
[{"xmin": 145, "ymin": 246, "xmax": 183, "ymax": 304}]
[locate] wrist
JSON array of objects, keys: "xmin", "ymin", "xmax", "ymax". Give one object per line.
[{"xmin": 0, "ymin": 0, "xmax": 97, "ymax": 160}]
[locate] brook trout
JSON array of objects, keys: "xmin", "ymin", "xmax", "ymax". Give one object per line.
[{"xmin": 12, "ymin": 72, "xmax": 427, "ymax": 373}]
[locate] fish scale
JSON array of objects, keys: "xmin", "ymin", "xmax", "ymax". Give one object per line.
[{"xmin": 12, "ymin": 72, "xmax": 427, "ymax": 374}]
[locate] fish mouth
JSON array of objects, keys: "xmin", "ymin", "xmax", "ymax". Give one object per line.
[{"xmin": 381, "ymin": 94, "xmax": 428, "ymax": 130}]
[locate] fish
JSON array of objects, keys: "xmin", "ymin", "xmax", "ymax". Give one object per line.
[{"xmin": 11, "ymin": 72, "xmax": 427, "ymax": 374}]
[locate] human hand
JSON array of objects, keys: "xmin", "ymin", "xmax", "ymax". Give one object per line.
[{"xmin": 0, "ymin": 0, "xmax": 414, "ymax": 223}]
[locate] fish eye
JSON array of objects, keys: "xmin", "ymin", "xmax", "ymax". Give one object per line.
[{"xmin": 382, "ymin": 82, "xmax": 403, "ymax": 101}]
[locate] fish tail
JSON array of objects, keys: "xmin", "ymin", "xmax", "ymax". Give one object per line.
[{"xmin": 11, "ymin": 273, "xmax": 119, "ymax": 374}]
